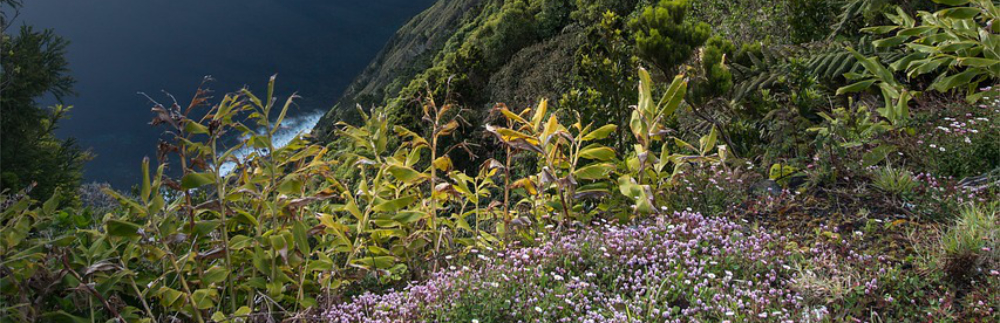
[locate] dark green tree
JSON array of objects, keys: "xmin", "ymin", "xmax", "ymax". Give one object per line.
[
  {"xmin": 629, "ymin": 0, "xmax": 711, "ymax": 75},
  {"xmin": 686, "ymin": 35, "xmax": 742, "ymax": 156},
  {"xmin": 1, "ymin": 3, "xmax": 88, "ymax": 200},
  {"xmin": 688, "ymin": 35, "xmax": 736, "ymax": 106},
  {"xmin": 561, "ymin": 10, "xmax": 639, "ymax": 150}
]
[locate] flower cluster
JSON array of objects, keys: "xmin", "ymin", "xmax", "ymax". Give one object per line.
[
  {"xmin": 910, "ymin": 95, "xmax": 1000, "ymax": 178},
  {"xmin": 324, "ymin": 212, "xmax": 815, "ymax": 322},
  {"xmin": 909, "ymin": 172, "xmax": 996, "ymax": 220}
]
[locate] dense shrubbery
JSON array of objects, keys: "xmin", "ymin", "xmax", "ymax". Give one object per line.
[{"xmin": 3, "ymin": 0, "xmax": 1000, "ymax": 322}]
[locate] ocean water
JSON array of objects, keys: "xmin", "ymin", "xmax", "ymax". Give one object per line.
[{"xmin": 15, "ymin": 0, "xmax": 434, "ymax": 188}]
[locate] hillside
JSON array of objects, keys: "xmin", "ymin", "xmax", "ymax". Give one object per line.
[
  {"xmin": 314, "ymin": 0, "xmax": 638, "ymax": 145},
  {"xmin": 313, "ymin": 0, "xmax": 484, "ymax": 139}
]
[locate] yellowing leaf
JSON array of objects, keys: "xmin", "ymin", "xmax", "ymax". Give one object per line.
[
  {"xmin": 512, "ymin": 178, "xmax": 537, "ymax": 195},
  {"xmin": 580, "ymin": 146, "xmax": 616, "ymax": 162},
  {"xmin": 500, "ymin": 108, "xmax": 529, "ymax": 125},
  {"xmin": 581, "ymin": 124, "xmax": 617, "ymax": 141},
  {"xmin": 433, "ymin": 156, "xmax": 453, "ymax": 172}
]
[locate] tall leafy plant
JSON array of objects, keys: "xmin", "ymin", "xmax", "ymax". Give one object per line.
[
  {"xmin": 487, "ymin": 100, "xmax": 618, "ymax": 226},
  {"xmin": 865, "ymin": 0, "xmax": 1000, "ymax": 102},
  {"xmin": 619, "ymin": 68, "xmax": 727, "ymax": 215}
]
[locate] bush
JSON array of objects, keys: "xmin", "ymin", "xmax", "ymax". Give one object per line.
[
  {"xmin": 940, "ymin": 204, "xmax": 998, "ymax": 285},
  {"xmin": 787, "ymin": 0, "xmax": 837, "ymax": 43},
  {"xmin": 870, "ymin": 164, "xmax": 917, "ymax": 197},
  {"xmin": 629, "ymin": 0, "xmax": 710, "ymax": 75}
]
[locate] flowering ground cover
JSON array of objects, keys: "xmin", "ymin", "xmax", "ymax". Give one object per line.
[{"xmin": 320, "ymin": 210, "xmax": 998, "ymax": 322}]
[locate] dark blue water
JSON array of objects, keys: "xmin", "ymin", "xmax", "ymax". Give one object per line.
[{"xmin": 16, "ymin": 0, "xmax": 434, "ymax": 188}]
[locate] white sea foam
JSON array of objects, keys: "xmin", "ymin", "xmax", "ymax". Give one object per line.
[{"xmin": 218, "ymin": 109, "xmax": 324, "ymax": 175}]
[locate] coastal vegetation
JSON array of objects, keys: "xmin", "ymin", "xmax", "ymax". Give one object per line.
[{"xmin": 2, "ymin": 0, "xmax": 999, "ymax": 322}]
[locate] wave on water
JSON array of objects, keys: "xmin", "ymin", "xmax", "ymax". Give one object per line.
[{"xmin": 218, "ymin": 109, "xmax": 325, "ymax": 175}]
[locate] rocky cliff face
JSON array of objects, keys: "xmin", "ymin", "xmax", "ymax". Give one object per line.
[{"xmin": 313, "ymin": 0, "xmax": 484, "ymax": 140}]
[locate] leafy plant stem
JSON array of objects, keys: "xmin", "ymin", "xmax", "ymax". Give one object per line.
[{"xmin": 211, "ymin": 136, "xmax": 238, "ymax": 313}]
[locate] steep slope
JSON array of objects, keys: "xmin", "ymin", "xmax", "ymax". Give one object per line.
[
  {"xmin": 313, "ymin": 0, "xmax": 484, "ymax": 139},
  {"xmin": 313, "ymin": 0, "xmax": 645, "ymax": 169}
]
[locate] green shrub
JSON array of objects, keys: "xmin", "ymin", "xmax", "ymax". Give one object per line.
[
  {"xmin": 787, "ymin": 0, "xmax": 837, "ymax": 42},
  {"xmin": 940, "ymin": 204, "xmax": 998, "ymax": 284},
  {"xmin": 870, "ymin": 164, "xmax": 918, "ymax": 197},
  {"xmin": 630, "ymin": 0, "xmax": 711, "ymax": 75},
  {"xmin": 690, "ymin": 0, "xmax": 793, "ymax": 45},
  {"xmin": 866, "ymin": 0, "xmax": 1000, "ymax": 103}
]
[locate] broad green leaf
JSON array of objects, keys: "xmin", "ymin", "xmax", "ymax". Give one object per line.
[
  {"xmin": 699, "ymin": 126, "xmax": 718, "ymax": 155},
  {"xmin": 638, "ymin": 68, "xmax": 653, "ymax": 115},
  {"xmin": 938, "ymin": 41, "xmax": 978, "ymax": 53},
  {"xmin": 190, "ymin": 220, "xmax": 221, "ymax": 237},
  {"xmin": 344, "ymin": 200, "xmax": 364, "ymax": 221},
  {"xmin": 957, "ymin": 57, "xmax": 1000, "ymax": 68},
  {"xmin": 203, "ymin": 266, "xmax": 229, "ymax": 284},
  {"xmin": 392, "ymin": 211, "xmax": 427, "ymax": 224},
  {"xmin": 897, "ymin": 26, "xmax": 937, "ymax": 36},
  {"xmin": 937, "ymin": 7, "xmax": 981, "ymax": 19},
  {"xmin": 890, "ymin": 52, "xmax": 927, "ymax": 71},
  {"xmin": 292, "ymin": 221, "xmax": 311, "ymax": 254},
  {"xmin": 184, "ymin": 121, "xmax": 209, "ymax": 135},
  {"xmin": 230, "ymin": 235, "xmax": 253, "ymax": 249},
  {"xmin": 234, "ymin": 210, "xmax": 260, "ymax": 227},
  {"xmin": 574, "ymin": 163, "xmax": 615, "ymax": 180},
  {"xmin": 836, "ymin": 79, "xmax": 877, "ymax": 95},
  {"xmin": 673, "ymin": 138, "xmax": 697, "ymax": 153},
  {"xmin": 847, "ymin": 48, "xmax": 896, "ymax": 86},
  {"xmin": 581, "ymin": 124, "xmax": 617, "ymax": 141},
  {"xmin": 156, "ymin": 287, "xmax": 184, "ymax": 308},
  {"xmin": 387, "ymin": 165, "xmax": 427, "ymax": 184},
  {"xmin": 277, "ymin": 176, "xmax": 304, "ymax": 195},
  {"xmin": 181, "ymin": 172, "xmax": 215, "ymax": 190},
  {"xmin": 657, "ymin": 74, "xmax": 687, "ymax": 119},
  {"xmin": 106, "ymin": 219, "xmax": 142, "ymax": 239},
  {"xmin": 629, "ymin": 110, "xmax": 644, "ymax": 142},
  {"xmin": 454, "ymin": 216, "xmax": 474, "ymax": 232},
  {"xmin": 373, "ymin": 195, "xmax": 418, "ymax": 213},
  {"xmin": 42, "ymin": 189, "xmax": 61, "ymax": 215},
  {"xmin": 932, "ymin": 69, "xmax": 983, "ymax": 92},
  {"xmin": 191, "ymin": 289, "xmax": 217, "ymax": 310},
  {"xmin": 873, "ymin": 35, "xmax": 910, "ymax": 48},
  {"xmin": 40, "ymin": 311, "xmax": 89, "ymax": 323}
]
